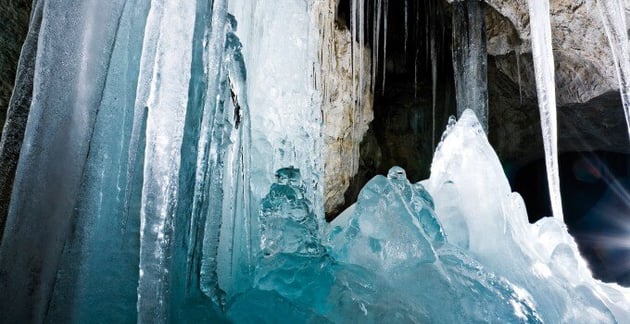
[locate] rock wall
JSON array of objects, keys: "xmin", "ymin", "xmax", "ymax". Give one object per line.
[
  {"xmin": 0, "ymin": 0, "xmax": 31, "ymax": 128},
  {"xmin": 315, "ymin": 0, "xmax": 374, "ymax": 217},
  {"xmin": 481, "ymin": 0, "xmax": 630, "ymax": 162}
]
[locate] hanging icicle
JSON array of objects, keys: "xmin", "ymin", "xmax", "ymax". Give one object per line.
[
  {"xmin": 597, "ymin": 0, "xmax": 630, "ymax": 139},
  {"xmin": 527, "ymin": 0, "xmax": 564, "ymax": 221}
]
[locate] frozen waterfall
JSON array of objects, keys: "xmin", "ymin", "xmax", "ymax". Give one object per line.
[{"xmin": 0, "ymin": 0, "xmax": 628, "ymax": 323}]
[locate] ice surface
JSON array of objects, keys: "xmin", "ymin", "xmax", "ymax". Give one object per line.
[
  {"xmin": 527, "ymin": 0, "xmax": 564, "ymax": 221},
  {"xmin": 46, "ymin": 0, "xmax": 150, "ymax": 322},
  {"xmin": 0, "ymin": 1, "xmax": 128, "ymax": 321}
]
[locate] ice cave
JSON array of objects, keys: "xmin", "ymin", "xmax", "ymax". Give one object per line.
[{"xmin": 0, "ymin": 0, "xmax": 629, "ymax": 322}]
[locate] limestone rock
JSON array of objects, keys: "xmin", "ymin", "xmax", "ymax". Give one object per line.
[{"xmin": 314, "ymin": 1, "xmax": 374, "ymax": 216}]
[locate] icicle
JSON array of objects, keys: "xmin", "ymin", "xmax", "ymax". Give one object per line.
[
  {"xmin": 353, "ymin": 0, "xmax": 365, "ymax": 177},
  {"xmin": 381, "ymin": 0, "xmax": 389, "ymax": 95},
  {"xmin": 597, "ymin": 0, "xmax": 630, "ymax": 139},
  {"xmin": 136, "ymin": 0, "xmax": 197, "ymax": 321},
  {"xmin": 358, "ymin": 0, "xmax": 365, "ymax": 108},
  {"xmin": 403, "ymin": 0, "xmax": 409, "ymax": 60},
  {"xmin": 414, "ymin": 0, "xmax": 420, "ymax": 98},
  {"xmin": 372, "ymin": 0, "xmax": 382, "ymax": 94},
  {"xmin": 515, "ymin": 45, "xmax": 523, "ymax": 105},
  {"xmin": 527, "ymin": 0, "xmax": 564, "ymax": 221},
  {"xmin": 189, "ymin": 0, "xmax": 229, "ymax": 306},
  {"xmin": 349, "ymin": 0, "xmax": 357, "ymax": 187},
  {"xmin": 431, "ymin": 26, "xmax": 437, "ymax": 150},
  {"xmin": 451, "ymin": 0, "xmax": 489, "ymax": 133},
  {"xmin": 425, "ymin": 2, "xmax": 430, "ymax": 69},
  {"xmin": 351, "ymin": 0, "xmax": 357, "ymax": 104}
]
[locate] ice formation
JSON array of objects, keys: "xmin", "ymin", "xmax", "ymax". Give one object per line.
[
  {"xmin": 452, "ymin": 0, "xmax": 488, "ymax": 132},
  {"xmin": 230, "ymin": 110, "xmax": 630, "ymax": 322},
  {"xmin": 597, "ymin": 0, "xmax": 630, "ymax": 139},
  {"xmin": 527, "ymin": 0, "xmax": 564, "ymax": 221},
  {"xmin": 0, "ymin": 0, "xmax": 629, "ymax": 323}
]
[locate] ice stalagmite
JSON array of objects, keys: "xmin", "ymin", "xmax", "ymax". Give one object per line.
[
  {"xmin": 597, "ymin": 0, "xmax": 630, "ymax": 139},
  {"xmin": 427, "ymin": 110, "xmax": 629, "ymax": 322},
  {"xmin": 452, "ymin": 0, "xmax": 488, "ymax": 133},
  {"xmin": 527, "ymin": 0, "xmax": 564, "ymax": 221}
]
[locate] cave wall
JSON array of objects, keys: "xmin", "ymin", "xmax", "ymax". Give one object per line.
[{"xmin": 0, "ymin": 0, "xmax": 31, "ymax": 127}]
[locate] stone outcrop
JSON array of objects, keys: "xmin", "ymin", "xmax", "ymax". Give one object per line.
[{"xmin": 316, "ymin": 2, "xmax": 374, "ymax": 217}]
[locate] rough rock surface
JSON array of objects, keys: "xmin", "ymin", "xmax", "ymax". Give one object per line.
[
  {"xmin": 481, "ymin": 0, "xmax": 626, "ymax": 106},
  {"xmin": 0, "ymin": 0, "xmax": 31, "ymax": 129},
  {"xmin": 316, "ymin": 1, "xmax": 374, "ymax": 218},
  {"xmin": 476, "ymin": 0, "xmax": 630, "ymax": 164}
]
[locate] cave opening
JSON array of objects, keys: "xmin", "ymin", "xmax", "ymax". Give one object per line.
[{"xmin": 330, "ymin": 0, "xmax": 457, "ymax": 220}]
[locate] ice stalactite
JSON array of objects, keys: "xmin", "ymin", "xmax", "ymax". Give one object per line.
[
  {"xmin": 451, "ymin": 0, "xmax": 489, "ymax": 133},
  {"xmin": 136, "ymin": 0, "xmax": 197, "ymax": 321},
  {"xmin": 597, "ymin": 0, "xmax": 630, "ymax": 139},
  {"xmin": 429, "ymin": 0, "xmax": 438, "ymax": 149},
  {"xmin": 527, "ymin": 0, "xmax": 564, "ymax": 221},
  {"xmin": 404, "ymin": 0, "xmax": 408, "ymax": 60},
  {"xmin": 515, "ymin": 45, "xmax": 523, "ymax": 105},
  {"xmin": 373, "ymin": 0, "xmax": 382, "ymax": 95},
  {"xmin": 381, "ymin": 0, "xmax": 389, "ymax": 95},
  {"xmin": 414, "ymin": 1, "xmax": 420, "ymax": 98},
  {"xmin": 192, "ymin": 0, "xmax": 229, "ymax": 305}
]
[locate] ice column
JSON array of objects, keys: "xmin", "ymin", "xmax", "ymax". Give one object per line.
[
  {"xmin": 452, "ymin": 0, "xmax": 488, "ymax": 133},
  {"xmin": 0, "ymin": 1, "xmax": 127, "ymax": 322},
  {"xmin": 597, "ymin": 0, "xmax": 630, "ymax": 139},
  {"xmin": 527, "ymin": 0, "xmax": 564, "ymax": 221},
  {"xmin": 136, "ymin": 0, "xmax": 196, "ymax": 322},
  {"xmin": 45, "ymin": 0, "xmax": 151, "ymax": 322}
]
